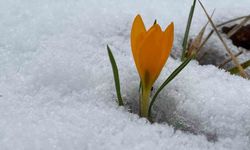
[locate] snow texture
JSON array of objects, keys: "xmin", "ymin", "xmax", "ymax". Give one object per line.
[{"xmin": 0, "ymin": 0, "xmax": 250, "ymax": 149}]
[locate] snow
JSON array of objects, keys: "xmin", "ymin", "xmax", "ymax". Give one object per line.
[{"xmin": 0, "ymin": 0, "xmax": 250, "ymax": 149}]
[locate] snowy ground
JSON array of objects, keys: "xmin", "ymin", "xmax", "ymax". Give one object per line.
[{"xmin": 0, "ymin": 0, "xmax": 250, "ymax": 149}]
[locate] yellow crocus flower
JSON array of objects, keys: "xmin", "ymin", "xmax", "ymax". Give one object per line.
[{"xmin": 131, "ymin": 15, "xmax": 174, "ymax": 117}]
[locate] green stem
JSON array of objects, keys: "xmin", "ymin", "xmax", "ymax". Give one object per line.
[{"xmin": 140, "ymin": 88, "xmax": 150, "ymax": 118}]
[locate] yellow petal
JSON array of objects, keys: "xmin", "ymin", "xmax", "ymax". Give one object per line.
[
  {"xmin": 153, "ymin": 22, "xmax": 174, "ymax": 82},
  {"xmin": 162, "ymin": 22, "xmax": 174, "ymax": 56},
  {"xmin": 131, "ymin": 15, "xmax": 146, "ymax": 71},
  {"xmin": 137, "ymin": 24, "xmax": 164, "ymax": 88}
]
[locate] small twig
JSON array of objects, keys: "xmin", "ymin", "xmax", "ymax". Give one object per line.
[
  {"xmin": 216, "ymin": 15, "xmax": 250, "ymax": 27},
  {"xmin": 218, "ymin": 50, "xmax": 243, "ymax": 68},
  {"xmin": 227, "ymin": 16, "xmax": 250, "ymax": 38},
  {"xmin": 198, "ymin": 0, "xmax": 249, "ymax": 79}
]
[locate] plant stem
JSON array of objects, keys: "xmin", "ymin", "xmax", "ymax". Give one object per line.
[{"xmin": 140, "ymin": 88, "xmax": 150, "ymax": 118}]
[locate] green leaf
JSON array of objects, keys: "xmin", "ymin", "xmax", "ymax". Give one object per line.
[
  {"xmin": 229, "ymin": 59, "xmax": 250, "ymax": 75},
  {"xmin": 107, "ymin": 45, "xmax": 124, "ymax": 106},
  {"xmin": 148, "ymin": 56, "xmax": 194, "ymax": 118},
  {"xmin": 181, "ymin": 0, "xmax": 197, "ymax": 61}
]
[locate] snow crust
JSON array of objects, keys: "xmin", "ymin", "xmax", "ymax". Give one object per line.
[{"xmin": 0, "ymin": 0, "xmax": 250, "ymax": 149}]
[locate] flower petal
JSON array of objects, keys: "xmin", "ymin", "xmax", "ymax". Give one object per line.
[
  {"xmin": 138, "ymin": 24, "xmax": 164, "ymax": 88},
  {"xmin": 131, "ymin": 15, "xmax": 146, "ymax": 70},
  {"xmin": 162, "ymin": 22, "xmax": 174, "ymax": 57},
  {"xmin": 154, "ymin": 22, "xmax": 174, "ymax": 81}
]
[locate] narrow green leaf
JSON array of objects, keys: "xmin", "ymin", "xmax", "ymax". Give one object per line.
[
  {"xmin": 181, "ymin": 0, "xmax": 197, "ymax": 61},
  {"xmin": 229, "ymin": 60, "xmax": 250, "ymax": 75},
  {"xmin": 107, "ymin": 45, "xmax": 124, "ymax": 106},
  {"xmin": 148, "ymin": 56, "xmax": 194, "ymax": 118}
]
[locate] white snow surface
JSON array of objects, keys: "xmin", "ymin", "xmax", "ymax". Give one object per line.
[{"xmin": 0, "ymin": 0, "xmax": 250, "ymax": 149}]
